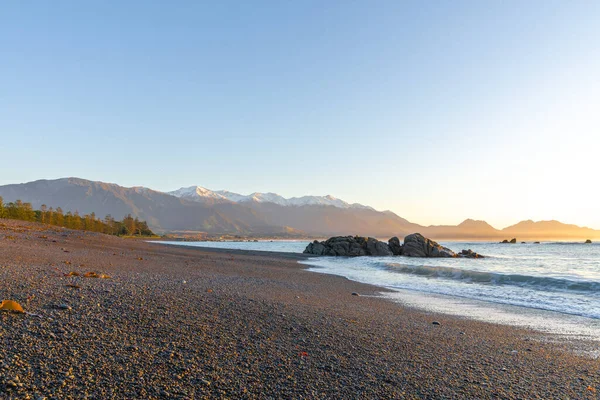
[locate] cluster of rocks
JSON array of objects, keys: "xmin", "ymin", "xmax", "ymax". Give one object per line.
[
  {"xmin": 303, "ymin": 236, "xmax": 393, "ymax": 257},
  {"xmin": 304, "ymin": 233, "xmax": 484, "ymax": 258},
  {"xmin": 501, "ymin": 239, "xmax": 594, "ymax": 244}
]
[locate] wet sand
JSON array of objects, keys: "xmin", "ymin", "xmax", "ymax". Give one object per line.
[{"xmin": 1, "ymin": 219, "xmax": 598, "ymax": 399}]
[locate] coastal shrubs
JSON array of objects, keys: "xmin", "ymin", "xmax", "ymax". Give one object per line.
[{"xmin": 0, "ymin": 196, "xmax": 154, "ymax": 237}]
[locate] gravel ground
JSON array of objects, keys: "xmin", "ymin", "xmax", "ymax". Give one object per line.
[{"xmin": 0, "ymin": 219, "xmax": 598, "ymax": 399}]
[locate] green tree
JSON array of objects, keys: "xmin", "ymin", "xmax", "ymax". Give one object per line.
[
  {"xmin": 22, "ymin": 202, "xmax": 35, "ymax": 221},
  {"xmin": 0, "ymin": 199, "xmax": 154, "ymax": 237},
  {"xmin": 55, "ymin": 207, "xmax": 64, "ymax": 227},
  {"xmin": 40, "ymin": 204, "xmax": 47, "ymax": 223},
  {"xmin": 72, "ymin": 211, "xmax": 82, "ymax": 230},
  {"xmin": 123, "ymin": 214, "xmax": 136, "ymax": 235}
]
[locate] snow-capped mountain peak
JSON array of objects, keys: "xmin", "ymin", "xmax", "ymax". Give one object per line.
[
  {"xmin": 169, "ymin": 186, "xmax": 374, "ymax": 210},
  {"xmin": 247, "ymin": 192, "xmax": 288, "ymax": 206},
  {"xmin": 169, "ymin": 186, "xmax": 228, "ymax": 201}
]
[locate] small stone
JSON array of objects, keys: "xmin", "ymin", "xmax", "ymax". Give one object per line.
[
  {"xmin": 351, "ymin": 292, "xmax": 360, "ymax": 296},
  {"xmin": 432, "ymin": 321, "xmax": 441, "ymax": 325},
  {"xmin": 57, "ymin": 304, "xmax": 72, "ymax": 310}
]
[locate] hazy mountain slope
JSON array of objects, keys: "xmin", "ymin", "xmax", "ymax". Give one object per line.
[
  {"xmin": 421, "ymin": 219, "xmax": 501, "ymax": 239},
  {"xmin": 0, "ymin": 178, "xmax": 286, "ymax": 234},
  {"xmin": 244, "ymin": 202, "xmax": 421, "ymax": 237},
  {"xmin": 501, "ymin": 220, "xmax": 600, "ymax": 240},
  {"xmin": 169, "ymin": 186, "xmax": 374, "ymax": 209},
  {"xmin": 2, "ymin": 178, "xmax": 600, "ymax": 239}
]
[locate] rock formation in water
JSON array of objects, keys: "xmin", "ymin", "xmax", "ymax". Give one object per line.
[
  {"xmin": 303, "ymin": 236, "xmax": 393, "ymax": 257},
  {"xmin": 401, "ymin": 233, "xmax": 455, "ymax": 258},
  {"xmin": 304, "ymin": 233, "xmax": 483, "ymax": 258},
  {"xmin": 458, "ymin": 249, "xmax": 484, "ymax": 259},
  {"xmin": 388, "ymin": 237, "xmax": 403, "ymax": 256}
]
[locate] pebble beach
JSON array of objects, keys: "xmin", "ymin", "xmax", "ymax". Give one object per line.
[{"xmin": 1, "ymin": 219, "xmax": 599, "ymax": 399}]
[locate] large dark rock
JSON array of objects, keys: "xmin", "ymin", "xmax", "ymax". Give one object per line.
[
  {"xmin": 388, "ymin": 237, "xmax": 403, "ymax": 255},
  {"xmin": 303, "ymin": 236, "xmax": 392, "ymax": 257},
  {"xmin": 402, "ymin": 233, "xmax": 456, "ymax": 258},
  {"xmin": 304, "ymin": 233, "xmax": 483, "ymax": 259},
  {"xmin": 585, "ymin": 239, "xmax": 592, "ymax": 244}
]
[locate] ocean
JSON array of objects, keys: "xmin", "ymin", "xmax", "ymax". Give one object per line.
[{"xmin": 159, "ymin": 240, "xmax": 600, "ymax": 341}]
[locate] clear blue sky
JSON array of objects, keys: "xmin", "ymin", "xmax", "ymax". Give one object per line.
[{"xmin": 1, "ymin": 1, "xmax": 599, "ymax": 228}]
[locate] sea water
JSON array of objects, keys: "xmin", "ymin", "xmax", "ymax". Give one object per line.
[{"xmin": 159, "ymin": 240, "xmax": 600, "ymax": 339}]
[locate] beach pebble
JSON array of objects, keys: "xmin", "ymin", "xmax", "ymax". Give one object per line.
[
  {"xmin": 432, "ymin": 321, "xmax": 441, "ymax": 325},
  {"xmin": 1, "ymin": 219, "xmax": 598, "ymax": 400},
  {"xmin": 351, "ymin": 292, "xmax": 360, "ymax": 296}
]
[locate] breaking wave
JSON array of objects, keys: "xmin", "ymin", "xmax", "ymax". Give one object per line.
[{"xmin": 384, "ymin": 263, "xmax": 600, "ymax": 293}]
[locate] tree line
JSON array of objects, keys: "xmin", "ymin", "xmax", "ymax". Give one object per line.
[{"xmin": 0, "ymin": 197, "xmax": 155, "ymax": 236}]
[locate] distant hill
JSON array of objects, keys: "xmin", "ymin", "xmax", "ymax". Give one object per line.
[
  {"xmin": 1, "ymin": 178, "xmax": 600, "ymax": 240},
  {"xmin": 501, "ymin": 220, "xmax": 600, "ymax": 240},
  {"xmin": 421, "ymin": 219, "xmax": 501, "ymax": 239},
  {"xmin": 0, "ymin": 178, "xmax": 291, "ymax": 235},
  {"xmin": 168, "ymin": 185, "xmax": 374, "ymax": 210},
  {"xmin": 241, "ymin": 202, "xmax": 421, "ymax": 238}
]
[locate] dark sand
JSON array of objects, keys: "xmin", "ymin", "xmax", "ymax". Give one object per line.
[{"xmin": 0, "ymin": 219, "xmax": 598, "ymax": 399}]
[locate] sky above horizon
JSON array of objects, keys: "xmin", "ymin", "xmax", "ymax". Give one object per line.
[{"xmin": 1, "ymin": 1, "xmax": 599, "ymax": 229}]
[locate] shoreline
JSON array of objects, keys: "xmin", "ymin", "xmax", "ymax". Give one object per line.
[
  {"xmin": 162, "ymin": 241, "xmax": 600, "ymax": 337},
  {"xmin": 1, "ymin": 220, "xmax": 599, "ymax": 398},
  {"xmin": 162, "ymin": 241, "xmax": 600, "ymax": 355}
]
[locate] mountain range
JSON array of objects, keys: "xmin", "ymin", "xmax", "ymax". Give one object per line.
[{"xmin": 1, "ymin": 177, "xmax": 599, "ymax": 240}]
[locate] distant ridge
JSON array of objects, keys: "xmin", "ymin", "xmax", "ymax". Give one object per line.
[
  {"xmin": 1, "ymin": 178, "xmax": 599, "ymax": 240},
  {"xmin": 168, "ymin": 185, "xmax": 375, "ymax": 210}
]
